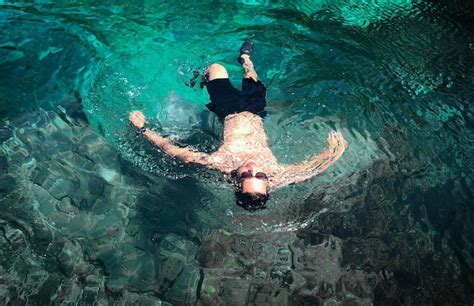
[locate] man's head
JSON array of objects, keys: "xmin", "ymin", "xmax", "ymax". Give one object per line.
[{"xmin": 234, "ymin": 160, "xmax": 269, "ymax": 210}]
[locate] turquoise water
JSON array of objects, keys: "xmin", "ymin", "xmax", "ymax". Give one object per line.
[{"xmin": 1, "ymin": 0, "xmax": 473, "ymax": 304}]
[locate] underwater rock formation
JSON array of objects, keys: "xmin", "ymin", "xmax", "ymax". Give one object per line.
[
  {"xmin": 1, "ymin": 106, "xmax": 472, "ymax": 305},
  {"xmin": 0, "ymin": 108, "xmax": 175, "ymax": 304}
]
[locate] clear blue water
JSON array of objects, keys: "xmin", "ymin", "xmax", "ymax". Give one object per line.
[{"xmin": 0, "ymin": 0, "xmax": 473, "ymax": 304}]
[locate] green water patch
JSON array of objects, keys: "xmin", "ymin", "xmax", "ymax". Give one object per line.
[
  {"xmin": 0, "ymin": 0, "xmax": 473, "ymax": 304},
  {"xmin": 0, "ymin": 7, "xmax": 103, "ymax": 120}
]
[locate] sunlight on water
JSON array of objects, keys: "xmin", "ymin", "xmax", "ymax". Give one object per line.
[{"xmin": 0, "ymin": 0, "xmax": 473, "ymax": 304}]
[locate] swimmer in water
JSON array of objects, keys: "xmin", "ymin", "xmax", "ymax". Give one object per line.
[{"xmin": 129, "ymin": 39, "xmax": 347, "ymax": 210}]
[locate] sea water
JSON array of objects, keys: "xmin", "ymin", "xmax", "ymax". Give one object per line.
[{"xmin": 0, "ymin": 0, "xmax": 472, "ymax": 304}]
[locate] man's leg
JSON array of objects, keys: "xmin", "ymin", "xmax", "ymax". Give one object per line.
[
  {"xmin": 200, "ymin": 63, "xmax": 229, "ymax": 89},
  {"xmin": 238, "ymin": 39, "xmax": 258, "ymax": 81},
  {"xmin": 239, "ymin": 54, "xmax": 258, "ymax": 82},
  {"xmin": 202, "ymin": 63, "xmax": 240, "ymax": 121},
  {"xmin": 206, "ymin": 63, "xmax": 229, "ymax": 81},
  {"xmin": 238, "ymin": 40, "xmax": 267, "ymax": 116}
]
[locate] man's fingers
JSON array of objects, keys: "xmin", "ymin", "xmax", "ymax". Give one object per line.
[
  {"xmin": 129, "ymin": 110, "xmax": 144, "ymax": 119},
  {"xmin": 327, "ymin": 131, "xmax": 348, "ymax": 150},
  {"xmin": 129, "ymin": 111, "xmax": 137, "ymax": 121},
  {"xmin": 328, "ymin": 131, "xmax": 339, "ymax": 141}
]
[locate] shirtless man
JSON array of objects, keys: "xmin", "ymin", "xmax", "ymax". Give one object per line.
[{"xmin": 129, "ymin": 40, "xmax": 347, "ymax": 210}]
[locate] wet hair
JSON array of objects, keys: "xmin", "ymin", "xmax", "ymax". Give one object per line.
[
  {"xmin": 235, "ymin": 190, "xmax": 269, "ymax": 211},
  {"xmin": 229, "ymin": 169, "xmax": 270, "ymax": 210}
]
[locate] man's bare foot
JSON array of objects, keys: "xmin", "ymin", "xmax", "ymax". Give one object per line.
[{"xmin": 238, "ymin": 39, "xmax": 254, "ymax": 65}]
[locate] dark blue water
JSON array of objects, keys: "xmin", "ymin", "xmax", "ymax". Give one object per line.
[{"xmin": 0, "ymin": 0, "xmax": 473, "ymax": 304}]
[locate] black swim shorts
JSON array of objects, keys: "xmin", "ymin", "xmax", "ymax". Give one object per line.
[{"xmin": 205, "ymin": 78, "xmax": 267, "ymax": 121}]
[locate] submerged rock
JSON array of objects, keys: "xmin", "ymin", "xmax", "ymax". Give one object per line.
[
  {"xmin": 0, "ymin": 109, "xmax": 172, "ymax": 304},
  {"xmin": 1, "ymin": 107, "xmax": 471, "ymax": 305},
  {"xmin": 164, "ymin": 264, "xmax": 200, "ymax": 304}
]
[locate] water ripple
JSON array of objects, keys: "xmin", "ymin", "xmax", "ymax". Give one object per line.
[{"xmin": 1, "ymin": 0, "xmax": 473, "ymax": 304}]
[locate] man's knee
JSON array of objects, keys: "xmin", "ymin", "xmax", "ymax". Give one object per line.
[{"xmin": 207, "ymin": 63, "xmax": 228, "ymax": 80}]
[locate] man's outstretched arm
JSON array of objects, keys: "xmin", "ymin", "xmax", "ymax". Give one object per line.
[
  {"xmin": 272, "ymin": 131, "xmax": 348, "ymax": 189},
  {"xmin": 129, "ymin": 111, "xmax": 214, "ymax": 167}
]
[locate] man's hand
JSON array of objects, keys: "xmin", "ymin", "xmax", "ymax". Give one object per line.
[
  {"xmin": 127, "ymin": 110, "xmax": 215, "ymax": 168},
  {"xmin": 327, "ymin": 131, "xmax": 348, "ymax": 152},
  {"xmin": 272, "ymin": 130, "xmax": 348, "ymax": 189},
  {"xmin": 129, "ymin": 111, "xmax": 146, "ymax": 129},
  {"xmin": 129, "ymin": 110, "xmax": 168, "ymax": 146}
]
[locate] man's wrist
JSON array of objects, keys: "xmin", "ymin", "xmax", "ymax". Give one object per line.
[{"xmin": 134, "ymin": 123, "xmax": 149, "ymax": 134}]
